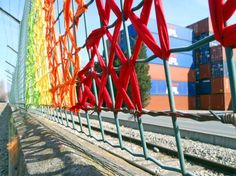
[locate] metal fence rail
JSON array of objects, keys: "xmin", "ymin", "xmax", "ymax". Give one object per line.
[
  {"xmin": 9, "ymin": 0, "xmax": 31, "ymax": 107},
  {"xmin": 8, "ymin": 1, "xmax": 236, "ymax": 176}
]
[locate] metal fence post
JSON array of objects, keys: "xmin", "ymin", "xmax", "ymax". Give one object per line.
[
  {"xmin": 47, "ymin": 106, "xmax": 51, "ymax": 120},
  {"xmin": 64, "ymin": 109, "xmax": 69, "ymax": 127},
  {"xmin": 77, "ymin": 112, "xmax": 83, "ymax": 132},
  {"xmin": 163, "ymin": 60, "xmax": 186, "ymax": 175},
  {"xmin": 56, "ymin": 109, "xmax": 59, "ymax": 123},
  {"xmin": 100, "ymin": 23, "xmax": 120, "ymax": 145},
  {"xmin": 119, "ymin": 0, "xmax": 149, "ymax": 155},
  {"xmin": 98, "ymin": 112, "xmax": 105, "ymax": 141},
  {"xmin": 82, "ymin": 13, "xmax": 94, "ymax": 137},
  {"xmin": 137, "ymin": 117, "xmax": 148, "ymax": 159},
  {"xmin": 60, "ymin": 109, "xmax": 64, "ymax": 125},
  {"xmin": 225, "ymin": 47, "xmax": 236, "ymax": 112},
  {"xmin": 85, "ymin": 112, "xmax": 92, "ymax": 136},
  {"xmin": 52, "ymin": 107, "xmax": 56, "ymax": 122},
  {"xmin": 70, "ymin": 111, "xmax": 76, "ymax": 129},
  {"xmin": 114, "ymin": 112, "xmax": 123, "ymax": 149}
]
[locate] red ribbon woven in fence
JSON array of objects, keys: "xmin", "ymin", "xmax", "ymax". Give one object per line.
[
  {"xmin": 95, "ymin": 0, "xmax": 139, "ymax": 111},
  {"xmin": 124, "ymin": 0, "xmax": 170, "ymax": 59},
  {"xmin": 91, "ymin": 46, "xmax": 113, "ymax": 109},
  {"xmin": 209, "ymin": 0, "xmax": 236, "ymax": 47},
  {"xmin": 84, "ymin": 0, "xmax": 170, "ymax": 114},
  {"xmin": 45, "ymin": 0, "xmax": 170, "ymax": 113},
  {"xmin": 70, "ymin": 57, "xmax": 96, "ymax": 111}
]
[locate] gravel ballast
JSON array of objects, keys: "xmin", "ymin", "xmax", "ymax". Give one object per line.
[{"xmin": 82, "ymin": 115, "xmax": 236, "ymax": 170}]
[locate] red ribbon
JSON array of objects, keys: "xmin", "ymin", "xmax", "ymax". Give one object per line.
[
  {"xmin": 209, "ymin": 0, "xmax": 236, "ymax": 47},
  {"xmin": 45, "ymin": 0, "xmax": 170, "ymax": 114}
]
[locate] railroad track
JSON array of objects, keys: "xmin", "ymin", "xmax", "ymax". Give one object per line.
[
  {"xmin": 34, "ymin": 110, "xmax": 236, "ymax": 175},
  {"xmin": 84, "ymin": 124, "xmax": 236, "ymax": 174}
]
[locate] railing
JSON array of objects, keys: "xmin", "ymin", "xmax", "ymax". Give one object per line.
[{"xmin": 8, "ymin": 0, "xmax": 236, "ymax": 176}]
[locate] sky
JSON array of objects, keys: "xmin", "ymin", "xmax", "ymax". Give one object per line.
[
  {"xmin": 0, "ymin": 0, "xmax": 25, "ymax": 91},
  {"xmin": 0, "ymin": 0, "xmax": 235, "ymax": 92}
]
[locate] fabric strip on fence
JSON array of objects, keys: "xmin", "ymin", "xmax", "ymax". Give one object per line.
[{"xmin": 208, "ymin": 0, "xmax": 236, "ymax": 48}]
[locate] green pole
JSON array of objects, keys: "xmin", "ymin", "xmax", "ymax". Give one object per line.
[
  {"xmin": 114, "ymin": 112, "xmax": 123, "ymax": 149},
  {"xmin": 56, "ymin": 108, "xmax": 60, "ymax": 123},
  {"xmin": 48, "ymin": 107, "xmax": 53, "ymax": 120},
  {"xmin": 225, "ymin": 48, "xmax": 236, "ymax": 112},
  {"xmin": 55, "ymin": 0, "xmax": 66, "ymax": 126},
  {"xmin": 77, "ymin": 112, "xmax": 83, "ymax": 132},
  {"xmin": 64, "ymin": 110, "xmax": 69, "ymax": 127},
  {"xmin": 119, "ymin": 0, "xmax": 132, "ymax": 57},
  {"xmin": 119, "ymin": 0, "xmax": 148, "ymax": 154},
  {"xmin": 53, "ymin": 109, "xmax": 56, "ymax": 122},
  {"xmin": 47, "ymin": 106, "xmax": 51, "ymax": 120},
  {"xmin": 103, "ymin": 0, "xmax": 133, "ymax": 149},
  {"xmin": 163, "ymin": 60, "xmax": 186, "ymax": 175},
  {"xmin": 100, "ymin": 22, "xmax": 118, "ymax": 144},
  {"xmin": 50, "ymin": 107, "xmax": 53, "ymax": 121},
  {"xmin": 60, "ymin": 109, "xmax": 64, "ymax": 125},
  {"xmin": 223, "ymin": 15, "xmax": 236, "ymax": 113},
  {"xmin": 223, "ymin": 1, "xmax": 236, "ymax": 113},
  {"xmin": 85, "ymin": 112, "xmax": 92, "ymax": 136},
  {"xmin": 82, "ymin": 12, "xmax": 96, "ymax": 137},
  {"xmin": 98, "ymin": 111, "xmax": 105, "ymax": 141},
  {"xmin": 70, "ymin": 111, "xmax": 76, "ymax": 129},
  {"xmin": 100, "ymin": 23, "xmax": 115, "ymax": 104},
  {"xmin": 137, "ymin": 117, "xmax": 148, "ymax": 159},
  {"xmin": 52, "ymin": 108, "xmax": 56, "ymax": 122}
]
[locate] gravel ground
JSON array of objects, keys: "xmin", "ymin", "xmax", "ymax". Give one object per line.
[
  {"xmin": 0, "ymin": 104, "xmax": 9, "ymax": 176},
  {"xmin": 82, "ymin": 116, "xmax": 236, "ymax": 168}
]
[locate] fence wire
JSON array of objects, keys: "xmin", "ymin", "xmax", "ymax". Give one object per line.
[
  {"xmin": 8, "ymin": 1, "xmax": 236, "ymax": 175},
  {"xmin": 9, "ymin": 0, "xmax": 31, "ymax": 107}
]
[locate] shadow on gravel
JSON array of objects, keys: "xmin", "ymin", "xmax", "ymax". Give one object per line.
[{"xmin": 15, "ymin": 111, "xmax": 106, "ymax": 176}]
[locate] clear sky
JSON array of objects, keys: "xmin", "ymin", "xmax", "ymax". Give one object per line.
[
  {"xmin": 0, "ymin": 0, "xmax": 235, "ymax": 92},
  {"xmin": 0, "ymin": 0, "xmax": 25, "ymax": 91}
]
